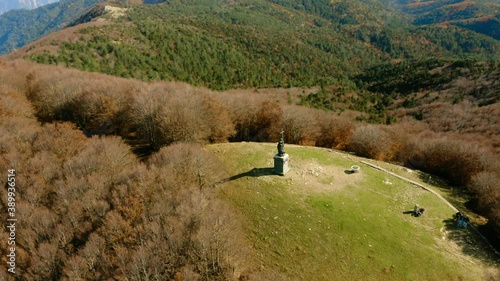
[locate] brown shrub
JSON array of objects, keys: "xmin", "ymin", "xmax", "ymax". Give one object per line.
[
  {"xmin": 197, "ymin": 199, "xmax": 253, "ymax": 280},
  {"xmin": 129, "ymin": 87, "xmax": 167, "ymax": 149},
  {"xmin": 156, "ymin": 93, "xmax": 209, "ymax": 144},
  {"xmin": 255, "ymin": 101, "xmax": 284, "ymax": 142},
  {"xmin": 202, "ymin": 96, "xmax": 236, "ymax": 143},
  {"xmin": 282, "ymin": 105, "xmax": 320, "ymax": 145},
  {"xmin": 315, "ymin": 111, "xmax": 353, "ymax": 150},
  {"xmin": 32, "ymin": 122, "xmax": 87, "ymax": 160},
  {"xmin": 63, "ymin": 136, "xmax": 137, "ymax": 185},
  {"xmin": 348, "ymin": 125, "xmax": 394, "ymax": 161},
  {"xmin": 148, "ymin": 142, "xmax": 227, "ymax": 189},
  {"xmin": 64, "ymin": 255, "xmax": 88, "ymax": 280},
  {"xmin": 101, "ymin": 210, "xmax": 137, "ymax": 247},
  {"xmin": 25, "ymin": 68, "xmax": 138, "ymax": 136},
  {"xmin": 0, "ymin": 116, "xmax": 40, "ymax": 159},
  {"xmin": 71, "ymin": 91, "xmax": 124, "ymax": 135},
  {"xmin": 386, "ymin": 122, "xmax": 431, "ymax": 164},
  {"xmin": 130, "ymin": 87, "xmax": 232, "ymax": 148},
  {"xmin": 0, "ymin": 83, "xmax": 34, "ymax": 118},
  {"xmin": 26, "ymin": 78, "xmax": 79, "ymax": 122},
  {"xmin": 408, "ymin": 138, "xmax": 489, "ymax": 186},
  {"xmin": 470, "ymin": 172, "xmax": 500, "ymax": 221},
  {"xmin": 28, "ymin": 243, "xmax": 59, "ymax": 280},
  {"xmin": 222, "ymin": 95, "xmax": 283, "ymax": 142}
]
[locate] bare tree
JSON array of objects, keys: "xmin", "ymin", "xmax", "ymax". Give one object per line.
[
  {"xmin": 316, "ymin": 112, "xmax": 353, "ymax": 150},
  {"xmin": 29, "ymin": 243, "xmax": 59, "ymax": 280},
  {"xmin": 349, "ymin": 125, "xmax": 393, "ymax": 160},
  {"xmin": 282, "ymin": 106, "xmax": 320, "ymax": 145},
  {"xmin": 130, "ymin": 88, "xmax": 167, "ymax": 149},
  {"xmin": 202, "ymin": 96, "xmax": 236, "ymax": 143},
  {"xmin": 470, "ymin": 172, "xmax": 500, "ymax": 222}
]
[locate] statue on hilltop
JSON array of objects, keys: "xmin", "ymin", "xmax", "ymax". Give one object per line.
[
  {"xmin": 274, "ymin": 130, "xmax": 289, "ymax": 176},
  {"xmin": 277, "ymin": 130, "xmax": 285, "ymax": 156}
]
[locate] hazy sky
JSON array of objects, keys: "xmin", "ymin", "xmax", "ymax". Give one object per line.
[{"xmin": 0, "ymin": 0, "xmax": 59, "ymax": 14}]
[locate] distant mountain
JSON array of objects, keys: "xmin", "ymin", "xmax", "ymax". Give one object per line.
[
  {"xmin": 0, "ymin": 0, "xmax": 59, "ymax": 14},
  {"xmin": 0, "ymin": 0, "xmax": 108, "ymax": 54},
  {"xmin": 0, "ymin": 0, "xmax": 164, "ymax": 55},
  {"xmin": 387, "ymin": 0, "xmax": 500, "ymax": 39}
]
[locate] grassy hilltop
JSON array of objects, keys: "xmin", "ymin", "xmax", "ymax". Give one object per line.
[{"xmin": 209, "ymin": 142, "xmax": 499, "ymax": 280}]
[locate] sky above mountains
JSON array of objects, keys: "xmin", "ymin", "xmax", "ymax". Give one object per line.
[{"xmin": 0, "ymin": 0, "xmax": 59, "ymax": 14}]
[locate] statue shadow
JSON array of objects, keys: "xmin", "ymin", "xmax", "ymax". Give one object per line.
[
  {"xmin": 402, "ymin": 210, "xmax": 416, "ymax": 216},
  {"xmin": 220, "ymin": 167, "xmax": 276, "ymax": 183}
]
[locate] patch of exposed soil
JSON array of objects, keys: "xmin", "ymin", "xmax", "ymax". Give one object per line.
[{"xmin": 286, "ymin": 161, "xmax": 363, "ymax": 195}]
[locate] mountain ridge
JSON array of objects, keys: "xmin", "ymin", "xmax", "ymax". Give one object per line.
[
  {"xmin": 7, "ymin": 0, "xmax": 498, "ymax": 91},
  {"xmin": 390, "ymin": 0, "xmax": 500, "ymax": 39},
  {"xmin": 1, "ymin": 0, "xmax": 499, "ymax": 56},
  {"xmin": 0, "ymin": 0, "xmax": 126, "ymax": 54}
]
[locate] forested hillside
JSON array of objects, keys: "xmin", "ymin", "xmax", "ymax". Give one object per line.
[
  {"xmin": 2, "ymin": 0, "xmax": 498, "ymax": 56},
  {"xmin": 389, "ymin": 0, "xmax": 500, "ymax": 39},
  {"xmin": 350, "ymin": 59, "xmax": 500, "ymax": 124},
  {"xmin": 0, "ymin": 61, "xmax": 236, "ymax": 279},
  {"xmin": 15, "ymin": 0, "xmax": 499, "ymax": 92},
  {"xmin": 0, "ymin": 59, "xmax": 499, "ymax": 279},
  {"xmin": 0, "ymin": 0, "xmax": 499, "ymax": 279},
  {"xmin": 0, "ymin": 0, "xmax": 119, "ymax": 55}
]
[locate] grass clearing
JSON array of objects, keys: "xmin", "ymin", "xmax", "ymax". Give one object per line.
[{"xmin": 208, "ymin": 143, "xmax": 499, "ymax": 280}]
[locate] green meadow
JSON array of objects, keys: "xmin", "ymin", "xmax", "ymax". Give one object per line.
[{"xmin": 208, "ymin": 143, "xmax": 498, "ymax": 281}]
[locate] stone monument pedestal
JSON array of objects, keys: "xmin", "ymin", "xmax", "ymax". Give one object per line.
[{"xmin": 273, "ymin": 153, "xmax": 290, "ymax": 176}]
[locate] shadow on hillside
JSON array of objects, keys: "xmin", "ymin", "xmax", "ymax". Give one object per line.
[
  {"xmin": 441, "ymin": 218, "xmax": 500, "ymax": 264},
  {"xmin": 124, "ymin": 136, "xmax": 156, "ymax": 160},
  {"xmin": 220, "ymin": 167, "xmax": 276, "ymax": 183}
]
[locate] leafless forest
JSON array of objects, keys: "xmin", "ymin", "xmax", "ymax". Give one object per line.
[{"xmin": 0, "ymin": 59, "xmax": 499, "ymax": 279}]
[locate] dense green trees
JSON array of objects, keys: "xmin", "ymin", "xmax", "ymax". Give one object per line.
[
  {"xmin": 26, "ymin": 0, "xmax": 499, "ymax": 91},
  {"xmin": 405, "ymin": 0, "xmax": 500, "ymax": 40}
]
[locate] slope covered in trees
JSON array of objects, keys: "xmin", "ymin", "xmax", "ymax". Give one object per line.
[
  {"xmin": 0, "ymin": 1, "xmax": 498, "ymax": 274},
  {"xmin": 1, "ymin": 59, "xmax": 499, "ymax": 279},
  {"xmin": 0, "ymin": 61, "xmax": 239, "ymax": 280},
  {"xmin": 2, "ymin": 59, "xmax": 500, "ymax": 252},
  {"xmin": 7, "ymin": 0, "xmax": 497, "ymax": 91},
  {"xmin": 389, "ymin": 0, "xmax": 500, "ymax": 39}
]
